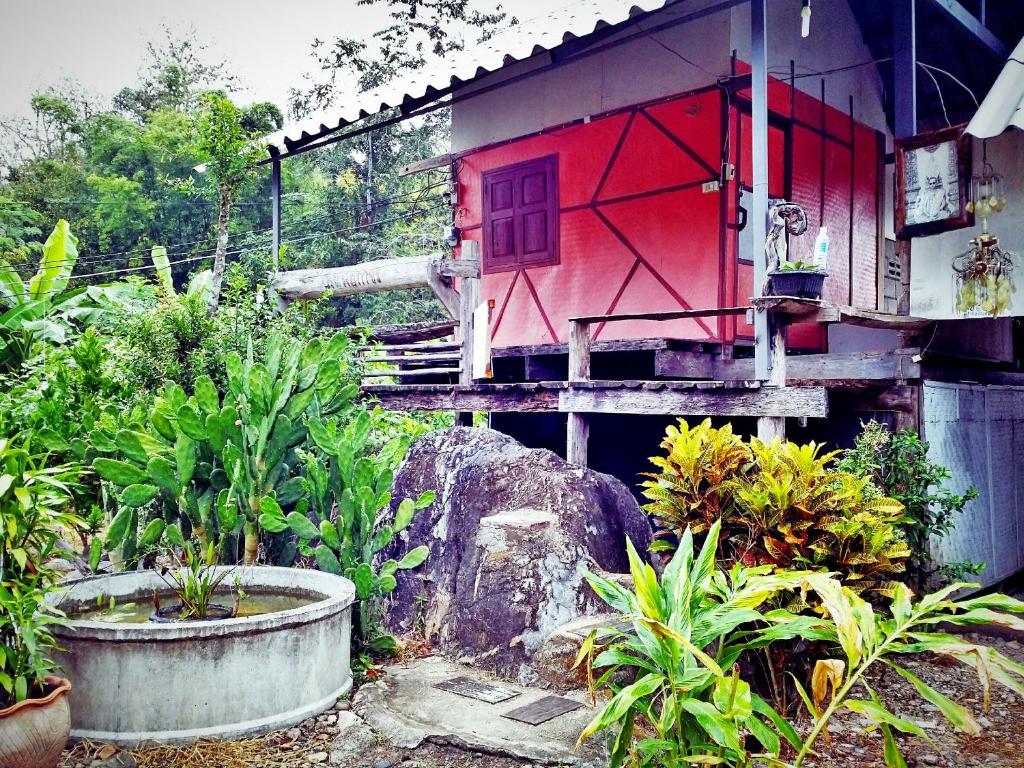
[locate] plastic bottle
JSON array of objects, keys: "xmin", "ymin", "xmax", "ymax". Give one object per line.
[{"xmin": 813, "ymin": 226, "xmax": 829, "ymax": 270}]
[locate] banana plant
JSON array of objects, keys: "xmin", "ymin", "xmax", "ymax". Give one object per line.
[
  {"xmin": 0, "ymin": 220, "xmax": 149, "ymax": 371},
  {"xmin": 259, "ymin": 409, "xmax": 432, "ymax": 650}
]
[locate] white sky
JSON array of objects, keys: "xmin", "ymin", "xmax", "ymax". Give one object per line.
[{"xmin": 0, "ymin": 0, "xmax": 395, "ymax": 120}]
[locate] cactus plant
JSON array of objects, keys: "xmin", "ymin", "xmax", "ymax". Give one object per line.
[
  {"xmin": 92, "ymin": 330, "xmax": 359, "ymax": 565},
  {"xmin": 259, "ymin": 409, "xmax": 432, "ymax": 649}
]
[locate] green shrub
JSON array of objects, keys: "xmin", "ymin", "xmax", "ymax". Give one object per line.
[
  {"xmin": 838, "ymin": 420, "xmax": 981, "ymax": 590},
  {"xmin": 641, "ymin": 419, "xmax": 910, "ymax": 598},
  {"xmin": 578, "ymin": 521, "xmax": 1024, "ymax": 768}
]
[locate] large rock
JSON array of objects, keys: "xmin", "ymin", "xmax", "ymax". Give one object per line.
[{"xmin": 378, "ymin": 427, "xmax": 651, "ymax": 685}]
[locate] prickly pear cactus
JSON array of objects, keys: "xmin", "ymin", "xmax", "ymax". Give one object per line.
[
  {"xmin": 92, "ymin": 331, "xmax": 359, "ymax": 566},
  {"xmin": 260, "ymin": 408, "xmax": 432, "ymax": 648}
]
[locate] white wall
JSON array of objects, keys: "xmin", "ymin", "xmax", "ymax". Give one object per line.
[{"xmin": 453, "ymin": 0, "xmax": 889, "ymax": 152}]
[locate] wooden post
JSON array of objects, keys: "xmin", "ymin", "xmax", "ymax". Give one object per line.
[
  {"xmin": 457, "ymin": 241, "xmax": 480, "ymax": 426},
  {"xmin": 758, "ymin": 316, "xmax": 787, "ymax": 441},
  {"xmin": 567, "ymin": 319, "xmax": 591, "ymax": 466}
]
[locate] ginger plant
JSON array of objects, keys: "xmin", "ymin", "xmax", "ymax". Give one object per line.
[{"xmin": 780, "ymin": 576, "xmax": 1024, "ymax": 767}]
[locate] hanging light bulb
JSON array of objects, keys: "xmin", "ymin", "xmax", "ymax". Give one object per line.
[{"xmin": 801, "ymin": 0, "xmax": 812, "ymax": 38}]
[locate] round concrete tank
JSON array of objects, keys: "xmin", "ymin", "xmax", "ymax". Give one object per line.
[{"xmin": 51, "ymin": 566, "xmax": 355, "ymax": 746}]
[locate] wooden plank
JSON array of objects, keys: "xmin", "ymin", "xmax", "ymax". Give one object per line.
[
  {"xmin": 560, "ymin": 386, "xmax": 827, "ymax": 418},
  {"xmin": 361, "ymin": 342, "xmax": 461, "ymax": 353},
  {"xmin": 366, "ymin": 321, "xmax": 456, "ymax": 344},
  {"xmin": 570, "ymin": 306, "xmax": 751, "ymax": 325},
  {"xmin": 399, "ymin": 153, "xmax": 454, "ymax": 177},
  {"xmin": 493, "ymin": 337, "xmax": 672, "ymax": 358},
  {"xmin": 654, "ymin": 349, "xmax": 716, "ymax": 379},
  {"xmin": 363, "ymin": 352, "xmax": 461, "ymax": 364},
  {"xmin": 753, "ymin": 297, "xmax": 933, "ymax": 331},
  {"xmin": 362, "ymin": 384, "xmax": 560, "ymax": 412},
  {"xmin": 712, "ymin": 349, "xmax": 922, "ymax": 383},
  {"xmin": 362, "ymin": 367, "xmax": 461, "ymax": 378}
]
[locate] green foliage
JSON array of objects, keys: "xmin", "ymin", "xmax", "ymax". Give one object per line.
[
  {"xmin": 642, "ymin": 419, "xmax": 910, "ymax": 597},
  {"xmin": 0, "ymin": 436, "xmax": 83, "ymax": 707},
  {"xmin": 155, "ymin": 539, "xmax": 239, "ymax": 621},
  {"xmin": 773, "ymin": 576, "xmax": 1024, "ymax": 767},
  {"xmin": 576, "ymin": 521, "xmax": 813, "ymax": 767},
  {"xmin": 838, "ymin": 421, "xmax": 981, "ymax": 590},
  {"xmin": 93, "ymin": 331, "xmax": 360, "ymax": 566},
  {"xmin": 0, "ymin": 220, "xmax": 149, "ymax": 372},
  {"xmin": 261, "ymin": 408, "xmax": 434, "ymax": 651},
  {"xmin": 578, "ymin": 521, "xmax": 1024, "ymax": 768}
]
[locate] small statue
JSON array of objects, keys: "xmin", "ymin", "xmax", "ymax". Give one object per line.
[{"xmin": 764, "ymin": 200, "xmax": 808, "ymax": 272}]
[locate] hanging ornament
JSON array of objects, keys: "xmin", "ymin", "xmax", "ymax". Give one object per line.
[
  {"xmin": 953, "ymin": 233, "xmax": 1017, "ymax": 317},
  {"xmin": 966, "ymin": 140, "xmax": 1007, "ymax": 234}
]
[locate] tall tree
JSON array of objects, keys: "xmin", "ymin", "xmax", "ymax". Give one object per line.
[{"xmin": 186, "ymin": 93, "xmax": 282, "ymax": 314}]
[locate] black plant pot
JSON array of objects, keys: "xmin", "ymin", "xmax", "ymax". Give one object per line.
[
  {"xmin": 149, "ymin": 602, "xmax": 235, "ymax": 623},
  {"xmin": 766, "ymin": 269, "xmax": 827, "ymax": 299}
]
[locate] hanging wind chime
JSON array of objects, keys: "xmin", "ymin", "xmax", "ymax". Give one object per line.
[{"xmin": 953, "ymin": 141, "xmax": 1016, "ymax": 316}]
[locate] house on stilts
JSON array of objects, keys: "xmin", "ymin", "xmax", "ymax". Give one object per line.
[{"xmin": 262, "ymin": 0, "xmax": 1024, "ymax": 587}]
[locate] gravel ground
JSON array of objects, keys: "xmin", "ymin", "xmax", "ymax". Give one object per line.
[{"xmin": 61, "ymin": 634, "xmax": 1024, "ymax": 768}]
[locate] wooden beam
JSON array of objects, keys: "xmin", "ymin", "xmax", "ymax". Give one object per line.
[
  {"xmin": 712, "ymin": 349, "xmax": 923, "ymax": 383},
  {"xmin": 926, "ymin": 0, "xmax": 1009, "ymax": 58},
  {"xmin": 654, "ymin": 349, "xmax": 716, "ymax": 379},
  {"xmin": 362, "ymin": 383, "xmax": 562, "ymax": 412},
  {"xmin": 561, "ymin": 385, "xmax": 827, "ymax": 418},
  {"xmin": 567, "ymin": 413, "xmax": 589, "ymax": 466},
  {"xmin": 569, "ymin": 306, "xmax": 751, "ymax": 325},
  {"xmin": 426, "ymin": 260, "xmax": 460, "ymax": 318},
  {"xmin": 362, "ymin": 366, "xmax": 461, "ymax": 378},
  {"xmin": 363, "ymin": 352, "xmax": 460, "ymax": 364},
  {"xmin": 365, "ymin": 321, "xmax": 456, "ymax": 345},
  {"xmin": 753, "ymin": 297, "xmax": 934, "ymax": 331},
  {"xmin": 398, "ymin": 153, "xmax": 454, "ymax": 177},
  {"xmin": 273, "ymin": 253, "xmax": 480, "ymax": 300}
]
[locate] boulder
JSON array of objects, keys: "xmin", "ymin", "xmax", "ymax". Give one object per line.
[{"xmin": 377, "ymin": 427, "xmax": 651, "ymax": 686}]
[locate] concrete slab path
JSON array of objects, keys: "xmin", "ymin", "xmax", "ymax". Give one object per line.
[{"xmin": 351, "ymin": 656, "xmax": 608, "ymax": 766}]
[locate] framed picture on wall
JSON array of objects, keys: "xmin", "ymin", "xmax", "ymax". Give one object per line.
[{"xmin": 895, "ymin": 124, "xmax": 973, "ymax": 238}]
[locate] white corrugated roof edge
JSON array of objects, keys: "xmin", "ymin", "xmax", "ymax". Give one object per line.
[
  {"xmin": 966, "ymin": 36, "xmax": 1024, "ymax": 139},
  {"xmin": 264, "ymin": 0, "xmax": 672, "ymax": 155}
]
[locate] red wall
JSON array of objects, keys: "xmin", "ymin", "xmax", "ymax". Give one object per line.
[{"xmin": 457, "ymin": 79, "xmax": 882, "ymax": 350}]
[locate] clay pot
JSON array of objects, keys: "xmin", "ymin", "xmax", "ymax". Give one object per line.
[{"xmin": 0, "ymin": 676, "xmax": 71, "ymax": 768}]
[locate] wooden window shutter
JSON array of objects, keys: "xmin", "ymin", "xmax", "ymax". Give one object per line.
[{"xmin": 482, "ymin": 155, "xmax": 559, "ymax": 273}]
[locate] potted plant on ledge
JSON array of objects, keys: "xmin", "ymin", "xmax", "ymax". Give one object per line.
[
  {"xmin": 762, "ymin": 201, "xmax": 828, "ymax": 300},
  {"xmin": 0, "ymin": 437, "xmax": 82, "ymax": 768}
]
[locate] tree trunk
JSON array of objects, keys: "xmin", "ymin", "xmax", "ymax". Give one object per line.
[
  {"xmin": 243, "ymin": 521, "xmax": 259, "ymax": 565},
  {"xmin": 207, "ymin": 185, "xmax": 231, "ymax": 316}
]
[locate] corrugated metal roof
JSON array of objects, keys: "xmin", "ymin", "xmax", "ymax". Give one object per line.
[
  {"xmin": 265, "ymin": 0, "xmax": 673, "ymax": 155},
  {"xmin": 966, "ymin": 36, "xmax": 1024, "ymax": 138}
]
